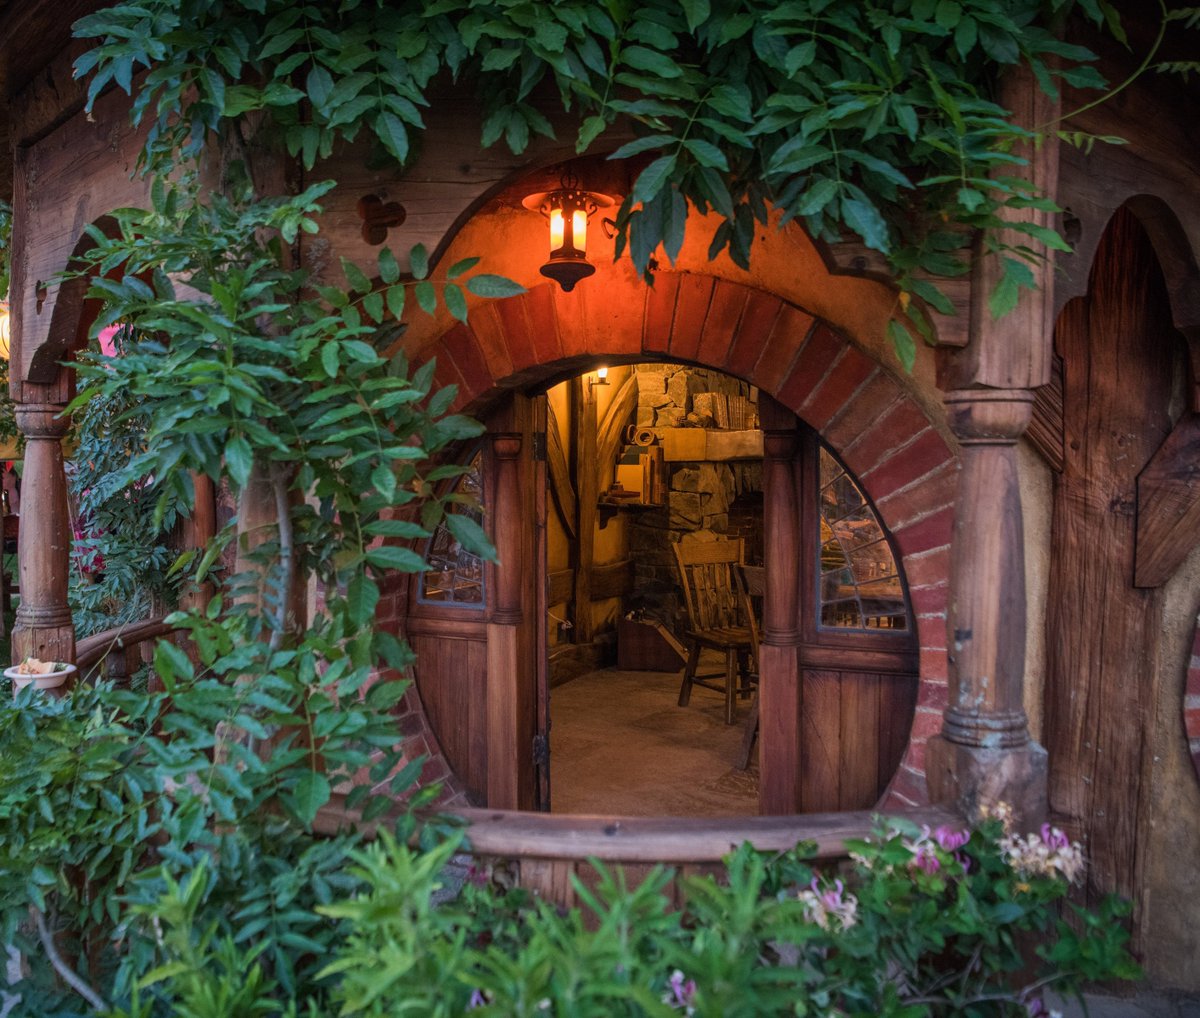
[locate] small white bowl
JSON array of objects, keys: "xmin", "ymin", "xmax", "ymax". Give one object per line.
[{"xmin": 4, "ymin": 663, "xmax": 77, "ymax": 692}]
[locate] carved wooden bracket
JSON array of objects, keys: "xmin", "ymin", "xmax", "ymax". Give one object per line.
[
  {"xmin": 1135, "ymin": 412, "xmax": 1200, "ymax": 588},
  {"xmin": 356, "ymin": 194, "xmax": 407, "ymax": 245}
]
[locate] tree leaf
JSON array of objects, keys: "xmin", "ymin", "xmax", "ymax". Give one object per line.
[
  {"xmin": 465, "ymin": 274, "xmax": 526, "ymax": 298},
  {"xmin": 375, "ymin": 110, "xmax": 410, "ymax": 164},
  {"xmin": 631, "ymin": 154, "xmax": 678, "ymax": 206},
  {"xmin": 292, "ymin": 772, "xmax": 331, "ymax": 827},
  {"xmin": 224, "ymin": 435, "xmax": 253, "ymax": 490},
  {"xmin": 887, "ymin": 319, "xmax": 917, "ymax": 373},
  {"xmin": 446, "ymin": 512, "xmax": 496, "ymax": 561},
  {"xmin": 840, "ymin": 196, "xmax": 890, "ymax": 253},
  {"xmin": 409, "ymin": 243, "xmax": 429, "ymax": 280},
  {"xmin": 341, "ymin": 257, "xmax": 372, "ymax": 295},
  {"xmin": 366, "ymin": 545, "xmax": 428, "ymax": 571},
  {"xmin": 444, "ymin": 282, "xmax": 468, "ymax": 323},
  {"xmin": 378, "ymin": 247, "xmax": 400, "ymax": 285},
  {"xmin": 346, "ymin": 573, "xmax": 380, "ymax": 626}
]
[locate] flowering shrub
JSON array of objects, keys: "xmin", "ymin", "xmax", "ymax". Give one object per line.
[{"xmin": 275, "ymin": 807, "xmax": 1137, "ymax": 1017}]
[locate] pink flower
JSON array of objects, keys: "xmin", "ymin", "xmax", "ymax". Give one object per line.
[{"xmin": 934, "ymin": 825, "xmax": 970, "ymax": 852}]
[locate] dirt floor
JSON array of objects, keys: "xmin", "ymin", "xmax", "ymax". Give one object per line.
[{"xmin": 548, "ymin": 665, "xmax": 758, "ymax": 816}]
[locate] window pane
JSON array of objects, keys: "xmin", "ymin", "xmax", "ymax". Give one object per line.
[
  {"xmin": 817, "ymin": 446, "xmax": 909, "ymax": 632},
  {"xmin": 419, "ymin": 449, "xmax": 486, "ymax": 606}
]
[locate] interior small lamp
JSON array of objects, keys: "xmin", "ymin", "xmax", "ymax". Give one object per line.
[
  {"xmin": 593, "ymin": 365, "xmax": 609, "ymax": 387},
  {"xmin": 522, "ymin": 175, "xmax": 615, "ymax": 293}
]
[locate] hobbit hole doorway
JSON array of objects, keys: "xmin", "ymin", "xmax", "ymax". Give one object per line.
[{"xmin": 541, "ymin": 361, "xmax": 917, "ymax": 818}]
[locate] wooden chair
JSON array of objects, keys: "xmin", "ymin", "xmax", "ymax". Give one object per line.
[{"xmin": 673, "ymin": 538, "xmax": 759, "ymax": 724}]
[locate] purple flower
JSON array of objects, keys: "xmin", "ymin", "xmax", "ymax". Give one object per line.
[
  {"xmin": 665, "ymin": 969, "xmax": 697, "ymax": 1009},
  {"xmin": 934, "ymin": 825, "xmax": 970, "ymax": 852},
  {"xmin": 468, "ymin": 989, "xmax": 490, "ymax": 1009},
  {"xmin": 914, "ymin": 846, "xmax": 941, "ymax": 874},
  {"xmin": 1041, "ymin": 824, "xmax": 1070, "ymax": 851},
  {"xmin": 818, "ymin": 878, "xmax": 846, "ymax": 911}
]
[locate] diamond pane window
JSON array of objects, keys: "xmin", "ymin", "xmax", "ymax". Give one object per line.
[
  {"xmin": 418, "ymin": 448, "xmax": 486, "ymax": 607},
  {"xmin": 817, "ymin": 447, "xmax": 908, "ymax": 631}
]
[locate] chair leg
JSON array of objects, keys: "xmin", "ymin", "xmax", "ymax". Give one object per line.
[
  {"xmin": 736, "ymin": 695, "xmax": 759, "ymax": 770},
  {"xmin": 737, "ymin": 649, "xmax": 752, "ymax": 698},
  {"xmin": 678, "ymin": 641, "xmax": 701, "ymax": 707},
  {"xmin": 724, "ymin": 646, "xmax": 737, "ymax": 724}
]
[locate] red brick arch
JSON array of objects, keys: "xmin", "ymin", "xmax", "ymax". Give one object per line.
[{"xmin": 393, "ymin": 273, "xmax": 957, "ymax": 809}]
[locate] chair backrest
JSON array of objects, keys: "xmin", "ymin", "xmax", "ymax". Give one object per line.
[{"xmin": 673, "ymin": 538, "xmax": 753, "ymax": 633}]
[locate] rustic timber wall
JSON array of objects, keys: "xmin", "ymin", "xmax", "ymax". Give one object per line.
[{"xmin": 393, "ymin": 274, "xmax": 958, "ymax": 809}]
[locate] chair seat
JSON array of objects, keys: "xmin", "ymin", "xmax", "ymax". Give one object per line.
[{"xmin": 683, "ymin": 626, "xmax": 754, "ymax": 649}]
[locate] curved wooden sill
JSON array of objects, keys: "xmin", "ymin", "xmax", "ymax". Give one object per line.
[
  {"xmin": 318, "ymin": 796, "xmax": 959, "ymax": 864},
  {"xmin": 451, "ymin": 805, "xmax": 960, "ymax": 863}
]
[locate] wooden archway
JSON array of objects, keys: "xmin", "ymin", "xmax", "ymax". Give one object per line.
[{"xmin": 381, "ymin": 274, "xmax": 959, "ymax": 810}]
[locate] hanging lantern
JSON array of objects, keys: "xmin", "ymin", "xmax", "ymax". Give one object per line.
[{"xmin": 522, "ymin": 175, "xmax": 615, "ymax": 293}]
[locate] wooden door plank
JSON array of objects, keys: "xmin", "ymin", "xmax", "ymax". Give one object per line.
[
  {"xmin": 838, "ymin": 672, "xmax": 880, "ymax": 810},
  {"xmin": 800, "ymin": 669, "xmax": 842, "ymax": 813}
]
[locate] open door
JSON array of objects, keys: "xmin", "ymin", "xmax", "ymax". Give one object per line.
[
  {"xmin": 404, "ymin": 393, "xmax": 547, "ymax": 810},
  {"xmin": 758, "ymin": 399, "xmax": 917, "ymax": 814}
]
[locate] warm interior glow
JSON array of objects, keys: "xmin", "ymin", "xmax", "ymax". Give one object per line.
[
  {"xmin": 0, "ymin": 304, "xmax": 9, "ymax": 361},
  {"xmin": 571, "ymin": 208, "xmax": 588, "ymax": 255},
  {"xmin": 596, "ymin": 366, "xmax": 608, "ymax": 381},
  {"xmin": 549, "ymin": 207, "xmax": 565, "ymax": 252}
]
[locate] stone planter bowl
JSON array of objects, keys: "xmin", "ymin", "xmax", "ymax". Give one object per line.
[{"xmin": 4, "ymin": 663, "xmax": 77, "ymax": 692}]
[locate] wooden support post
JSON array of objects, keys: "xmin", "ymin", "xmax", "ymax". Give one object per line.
[
  {"xmin": 571, "ymin": 377, "xmax": 597, "ymax": 644},
  {"xmin": 926, "ymin": 390, "xmax": 1047, "ymax": 825},
  {"xmin": 487, "ymin": 432, "xmax": 524, "ymax": 809},
  {"xmin": 12, "ymin": 403, "xmax": 75, "ymax": 676},
  {"xmin": 178, "ymin": 472, "xmax": 217, "ymax": 614},
  {"xmin": 758, "ymin": 400, "xmax": 803, "ymax": 814}
]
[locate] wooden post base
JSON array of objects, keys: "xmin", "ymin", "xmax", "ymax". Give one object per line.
[{"xmin": 925, "ymin": 734, "xmax": 1048, "ymax": 831}]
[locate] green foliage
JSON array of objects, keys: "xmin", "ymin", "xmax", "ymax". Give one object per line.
[
  {"xmin": 120, "ymin": 814, "xmax": 1131, "ymax": 1018},
  {"xmin": 69, "ymin": 176, "xmax": 504, "ymax": 649},
  {"xmin": 68, "ymin": 369, "xmax": 186, "ymax": 637},
  {"xmin": 0, "ymin": 601, "xmax": 438, "ymax": 1015},
  {"xmin": 70, "ymin": 0, "xmax": 1164, "ymax": 365}
]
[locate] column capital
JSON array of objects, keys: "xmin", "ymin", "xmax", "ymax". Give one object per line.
[
  {"xmin": 943, "ymin": 388, "xmax": 1034, "ymax": 445},
  {"xmin": 14, "ymin": 403, "xmax": 70, "ymax": 440},
  {"xmin": 489, "ymin": 433, "xmax": 522, "ymax": 460},
  {"xmin": 762, "ymin": 428, "xmax": 798, "ymax": 461}
]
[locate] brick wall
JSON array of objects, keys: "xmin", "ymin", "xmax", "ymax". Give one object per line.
[{"xmin": 1187, "ymin": 616, "xmax": 1200, "ymax": 779}]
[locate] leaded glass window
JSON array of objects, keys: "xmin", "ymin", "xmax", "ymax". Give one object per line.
[
  {"xmin": 817, "ymin": 446, "xmax": 908, "ymax": 631},
  {"xmin": 418, "ymin": 448, "xmax": 486, "ymax": 606}
]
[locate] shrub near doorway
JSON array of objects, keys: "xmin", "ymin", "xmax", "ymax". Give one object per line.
[{"xmin": 311, "ymin": 810, "xmax": 1137, "ymax": 1017}]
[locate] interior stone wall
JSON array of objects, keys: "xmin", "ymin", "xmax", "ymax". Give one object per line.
[{"xmin": 624, "ymin": 363, "xmax": 762, "ymax": 634}]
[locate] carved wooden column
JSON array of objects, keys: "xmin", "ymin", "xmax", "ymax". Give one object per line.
[
  {"xmin": 928, "ymin": 65, "xmax": 1057, "ymax": 827},
  {"xmin": 758, "ymin": 399, "xmax": 803, "ymax": 813},
  {"xmin": 927, "ymin": 390, "xmax": 1046, "ymax": 821},
  {"xmin": 487, "ymin": 431, "xmax": 524, "ymax": 809},
  {"xmin": 12, "ymin": 403, "xmax": 76, "ymax": 674}
]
